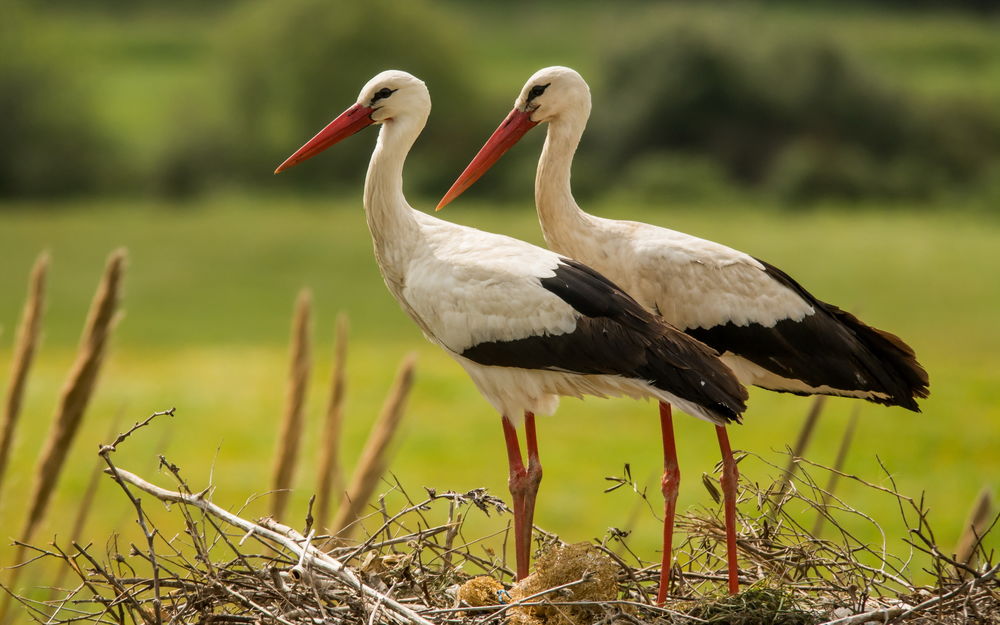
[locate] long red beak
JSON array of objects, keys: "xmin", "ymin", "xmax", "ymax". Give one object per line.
[
  {"xmin": 274, "ymin": 103, "xmax": 375, "ymax": 174},
  {"xmin": 436, "ymin": 108, "xmax": 538, "ymax": 210}
]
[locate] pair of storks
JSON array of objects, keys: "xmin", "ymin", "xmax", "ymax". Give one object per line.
[{"xmin": 275, "ymin": 67, "xmax": 928, "ymax": 602}]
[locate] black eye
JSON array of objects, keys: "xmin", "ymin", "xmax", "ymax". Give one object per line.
[
  {"xmin": 372, "ymin": 87, "xmax": 395, "ymax": 103},
  {"xmin": 527, "ymin": 83, "xmax": 549, "ymax": 101}
]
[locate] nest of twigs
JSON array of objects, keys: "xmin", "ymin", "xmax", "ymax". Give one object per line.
[{"xmin": 5, "ymin": 419, "xmax": 999, "ymax": 625}]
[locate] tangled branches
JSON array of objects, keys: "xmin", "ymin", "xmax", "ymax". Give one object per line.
[{"xmin": 4, "ymin": 411, "xmax": 998, "ymax": 625}]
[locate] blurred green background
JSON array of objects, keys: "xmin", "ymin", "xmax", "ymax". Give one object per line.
[{"xmin": 1, "ymin": 0, "xmax": 999, "ymax": 589}]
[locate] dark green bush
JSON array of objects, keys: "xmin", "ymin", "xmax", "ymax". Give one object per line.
[
  {"xmin": 190, "ymin": 0, "xmax": 491, "ymax": 197},
  {"xmin": 586, "ymin": 23, "xmax": 1000, "ymax": 204},
  {"xmin": 0, "ymin": 7, "xmax": 117, "ymax": 198}
]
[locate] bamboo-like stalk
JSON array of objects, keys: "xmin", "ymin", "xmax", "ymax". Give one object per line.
[
  {"xmin": 0, "ymin": 253, "xmax": 49, "ymax": 501},
  {"xmin": 2, "ymin": 250, "xmax": 124, "ymax": 622},
  {"xmin": 768, "ymin": 395, "xmax": 826, "ymax": 520},
  {"xmin": 812, "ymin": 405, "xmax": 860, "ymax": 536},
  {"xmin": 331, "ymin": 354, "xmax": 416, "ymax": 539},
  {"xmin": 270, "ymin": 289, "xmax": 313, "ymax": 521},
  {"xmin": 315, "ymin": 313, "xmax": 348, "ymax": 531},
  {"xmin": 955, "ymin": 487, "xmax": 994, "ymax": 574}
]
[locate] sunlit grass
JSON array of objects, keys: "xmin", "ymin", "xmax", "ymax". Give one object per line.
[{"xmin": 0, "ymin": 196, "xmax": 997, "ymax": 583}]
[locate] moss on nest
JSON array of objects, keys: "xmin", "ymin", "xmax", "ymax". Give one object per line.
[{"xmin": 687, "ymin": 586, "xmax": 819, "ymax": 625}]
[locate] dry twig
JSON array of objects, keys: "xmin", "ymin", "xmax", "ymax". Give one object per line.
[{"xmin": 7, "ymin": 417, "xmax": 999, "ymax": 625}]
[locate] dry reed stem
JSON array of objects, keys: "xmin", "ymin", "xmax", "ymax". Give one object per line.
[
  {"xmin": 812, "ymin": 405, "xmax": 860, "ymax": 536},
  {"xmin": 331, "ymin": 354, "xmax": 416, "ymax": 538},
  {"xmin": 315, "ymin": 313, "xmax": 349, "ymax": 531},
  {"xmin": 2, "ymin": 250, "xmax": 124, "ymax": 623},
  {"xmin": 271, "ymin": 289, "xmax": 313, "ymax": 521},
  {"xmin": 955, "ymin": 486, "xmax": 994, "ymax": 571},
  {"xmin": 768, "ymin": 395, "xmax": 825, "ymax": 521},
  {"xmin": 20, "ymin": 249, "xmax": 124, "ymax": 543},
  {"xmin": 48, "ymin": 414, "xmax": 123, "ymax": 595},
  {"xmin": 0, "ymin": 252, "xmax": 49, "ymax": 500}
]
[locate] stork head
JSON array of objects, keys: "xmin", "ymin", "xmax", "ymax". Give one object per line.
[
  {"xmin": 437, "ymin": 66, "xmax": 590, "ymax": 210},
  {"xmin": 275, "ymin": 70, "xmax": 429, "ymax": 174},
  {"xmin": 513, "ymin": 66, "xmax": 591, "ymax": 124}
]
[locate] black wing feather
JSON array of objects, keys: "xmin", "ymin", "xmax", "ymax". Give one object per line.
[
  {"xmin": 461, "ymin": 259, "xmax": 748, "ymax": 423},
  {"xmin": 685, "ymin": 258, "xmax": 929, "ymax": 411}
]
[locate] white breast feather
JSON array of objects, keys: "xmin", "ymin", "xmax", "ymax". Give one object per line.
[{"xmin": 403, "ymin": 218, "xmax": 579, "ymax": 353}]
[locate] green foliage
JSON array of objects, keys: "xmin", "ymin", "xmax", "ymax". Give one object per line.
[
  {"xmin": 3, "ymin": 1, "xmax": 999, "ymax": 204},
  {"xmin": 159, "ymin": 0, "xmax": 492, "ymax": 197},
  {"xmin": 586, "ymin": 23, "xmax": 1000, "ymax": 204},
  {"xmin": 611, "ymin": 152, "xmax": 734, "ymax": 204},
  {"xmin": 0, "ymin": 6, "xmax": 118, "ymax": 197}
]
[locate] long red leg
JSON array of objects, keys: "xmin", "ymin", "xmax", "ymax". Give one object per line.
[
  {"xmin": 657, "ymin": 402, "xmax": 680, "ymax": 606},
  {"xmin": 715, "ymin": 425, "xmax": 740, "ymax": 594},
  {"xmin": 501, "ymin": 413, "xmax": 542, "ymax": 580},
  {"xmin": 521, "ymin": 412, "xmax": 542, "ymax": 571}
]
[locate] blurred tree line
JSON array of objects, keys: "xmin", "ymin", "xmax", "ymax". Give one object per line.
[{"xmin": 3, "ymin": 0, "xmax": 999, "ymax": 205}]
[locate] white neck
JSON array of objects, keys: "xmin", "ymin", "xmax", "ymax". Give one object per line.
[
  {"xmin": 534, "ymin": 112, "xmax": 592, "ymax": 248},
  {"xmin": 363, "ymin": 115, "xmax": 424, "ymax": 276}
]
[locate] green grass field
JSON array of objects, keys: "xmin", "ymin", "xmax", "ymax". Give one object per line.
[{"xmin": 1, "ymin": 195, "xmax": 997, "ymax": 582}]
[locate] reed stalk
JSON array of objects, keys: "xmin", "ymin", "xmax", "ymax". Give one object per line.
[
  {"xmin": 20, "ymin": 249, "xmax": 124, "ymax": 545},
  {"xmin": 270, "ymin": 289, "xmax": 312, "ymax": 521},
  {"xmin": 331, "ymin": 354, "xmax": 415, "ymax": 538},
  {"xmin": 315, "ymin": 313, "xmax": 348, "ymax": 531},
  {"xmin": 812, "ymin": 405, "xmax": 860, "ymax": 536},
  {"xmin": 768, "ymin": 395, "xmax": 826, "ymax": 520},
  {"xmin": 955, "ymin": 487, "xmax": 995, "ymax": 574},
  {"xmin": 0, "ymin": 253, "xmax": 49, "ymax": 500},
  {"xmin": 2, "ymin": 250, "xmax": 124, "ymax": 622}
]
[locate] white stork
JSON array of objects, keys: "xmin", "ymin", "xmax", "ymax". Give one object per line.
[
  {"xmin": 274, "ymin": 70, "xmax": 749, "ymax": 585},
  {"xmin": 439, "ymin": 66, "xmax": 929, "ymax": 600}
]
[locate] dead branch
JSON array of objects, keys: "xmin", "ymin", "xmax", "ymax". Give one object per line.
[{"xmin": 108, "ymin": 467, "xmax": 435, "ymax": 625}]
